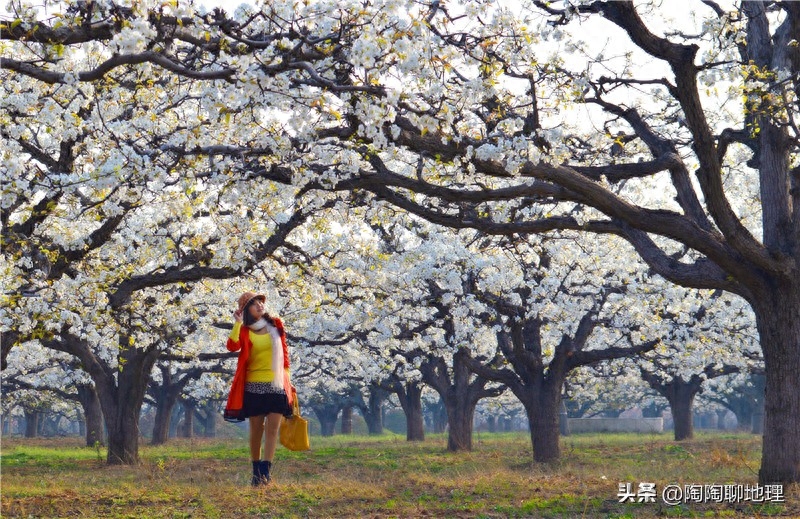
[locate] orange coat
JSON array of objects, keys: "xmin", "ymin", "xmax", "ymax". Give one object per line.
[{"xmin": 223, "ymin": 317, "xmax": 292, "ymax": 422}]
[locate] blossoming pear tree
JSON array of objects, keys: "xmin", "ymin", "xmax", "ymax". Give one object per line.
[
  {"xmin": 1, "ymin": 341, "xmax": 102, "ymax": 442},
  {"xmin": 1, "ymin": 8, "xmax": 340, "ymax": 461},
  {"xmin": 5, "ymin": 0, "xmax": 798, "ymax": 484},
  {"xmin": 292, "ymin": 0, "xmax": 798, "ymax": 483},
  {"xmin": 457, "ymin": 231, "xmax": 671, "ymax": 461},
  {"xmin": 634, "ymin": 286, "xmax": 760, "ymax": 440}
]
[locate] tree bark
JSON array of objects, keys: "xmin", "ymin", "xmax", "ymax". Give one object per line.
[
  {"xmin": 641, "ymin": 373, "xmax": 702, "ymax": 442},
  {"xmin": 666, "ymin": 380, "xmax": 698, "ymax": 441},
  {"xmin": 420, "ymin": 349, "xmax": 499, "ymax": 452},
  {"xmin": 730, "ymin": 402, "xmax": 755, "ymax": 432},
  {"xmin": 76, "ymin": 384, "xmax": 105, "ymax": 447},
  {"xmin": 105, "ymin": 405, "xmax": 143, "ymax": 465},
  {"xmin": 404, "ymin": 384, "xmax": 425, "ymax": 442},
  {"xmin": 102, "ymin": 341, "xmax": 157, "ymax": 464},
  {"xmin": 23, "ymin": 410, "xmax": 39, "ymax": 438},
  {"xmin": 41, "ymin": 414, "xmax": 57, "ymax": 436},
  {"xmin": 532, "ymin": 392, "xmax": 563, "ymax": 463},
  {"xmin": 513, "ymin": 374, "xmax": 565, "ymax": 463},
  {"xmin": 363, "ymin": 389, "xmax": 386, "ymax": 435},
  {"xmin": 150, "ymin": 388, "xmax": 180, "ymax": 445},
  {"xmin": 641, "ymin": 402, "xmax": 665, "ymax": 418},
  {"xmin": 395, "ymin": 381, "xmax": 425, "ymax": 441},
  {"xmin": 179, "ymin": 400, "xmax": 195, "ymax": 438},
  {"xmin": 444, "ymin": 395, "xmax": 477, "ymax": 451},
  {"xmin": 754, "ymin": 286, "xmax": 800, "ymax": 484},
  {"xmin": 169, "ymin": 405, "xmax": 181, "ymax": 438},
  {"xmin": 341, "ymin": 406, "xmax": 353, "ymax": 434}
]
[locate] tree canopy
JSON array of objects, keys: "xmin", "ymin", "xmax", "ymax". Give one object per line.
[{"xmin": 2, "ymin": 0, "xmax": 797, "ymax": 483}]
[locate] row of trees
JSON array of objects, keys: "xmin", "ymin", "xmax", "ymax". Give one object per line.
[
  {"xmin": 2, "ymin": 333, "xmax": 766, "ymax": 442},
  {"xmin": 2, "ymin": 368, "xmax": 764, "ymax": 437},
  {"xmin": 2, "ymin": 0, "xmax": 797, "ymax": 483},
  {"xmin": 1, "ymin": 209, "xmax": 762, "ymax": 461}
]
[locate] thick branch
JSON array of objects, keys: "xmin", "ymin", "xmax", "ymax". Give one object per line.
[
  {"xmin": 568, "ymin": 338, "xmax": 660, "ymax": 369},
  {"xmin": 2, "ymin": 52, "xmax": 235, "ymax": 84},
  {"xmin": 599, "ymin": 1, "xmax": 773, "ymax": 272}
]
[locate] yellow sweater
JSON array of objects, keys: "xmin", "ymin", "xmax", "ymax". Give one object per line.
[{"xmin": 229, "ymin": 322, "xmax": 275, "ymax": 383}]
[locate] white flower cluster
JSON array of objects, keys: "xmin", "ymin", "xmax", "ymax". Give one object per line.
[{"xmin": 109, "ymin": 18, "xmax": 157, "ymax": 55}]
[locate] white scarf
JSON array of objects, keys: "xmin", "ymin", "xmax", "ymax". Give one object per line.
[{"xmin": 249, "ymin": 318, "xmax": 285, "ymax": 391}]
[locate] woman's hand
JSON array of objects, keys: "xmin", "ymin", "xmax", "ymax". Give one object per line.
[{"xmin": 233, "ymin": 309, "xmax": 243, "ymax": 323}]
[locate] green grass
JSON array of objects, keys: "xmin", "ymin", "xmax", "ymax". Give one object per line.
[{"xmin": 1, "ymin": 431, "xmax": 797, "ymax": 518}]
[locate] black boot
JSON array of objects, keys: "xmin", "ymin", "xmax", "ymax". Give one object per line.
[
  {"xmin": 251, "ymin": 460, "xmax": 264, "ymax": 486},
  {"xmin": 258, "ymin": 460, "xmax": 272, "ymax": 483}
]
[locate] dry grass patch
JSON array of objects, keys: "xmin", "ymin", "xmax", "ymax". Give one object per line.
[{"xmin": 1, "ymin": 432, "xmax": 797, "ymax": 518}]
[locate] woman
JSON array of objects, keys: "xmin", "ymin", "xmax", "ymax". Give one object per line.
[{"xmin": 223, "ymin": 291, "xmax": 293, "ymax": 486}]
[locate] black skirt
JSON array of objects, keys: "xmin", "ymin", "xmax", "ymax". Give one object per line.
[{"xmin": 241, "ymin": 386, "xmax": 292, "ymax": 418}]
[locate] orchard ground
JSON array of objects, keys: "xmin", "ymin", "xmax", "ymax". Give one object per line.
[{"xmin": 1, "ymin": 431, "xmax": 797, "ymax": 518}]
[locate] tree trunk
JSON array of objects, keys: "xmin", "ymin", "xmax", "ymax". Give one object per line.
[
  {"xmin": 362, "ymin": 386, "xmax": 386, "ymax": 435},
  {"xmin": 517, "ymin": 378, "xmax": 564, "ymax": 463},
  {"xmin": 641, "ymin": 402, "xmax": 665, "ymax": 418},
  {"xmin": 179, "ymin": 400, "xmax": 195, "ymax": 438},
  {"xmin": 397, "ymin": 381, "xmax": 425, "ymax": 442},
  {"xmin": 200, "ymin": 402, "xmax": 217, "ymax": 438},
  {"xmin": 50, "ymin": 333, "xmax": 158, "ymax": 465},
  {"xmin": 150, "ymin": 390, "xmax": 178, "ymax": 446},
  {"xmin": 444, "ymin": 396, "xmax": 476, "ymax": 451},
  {"xmin": 24, "ymin": 410, "xmax": 39, "ymax": 438},
  {"xmin": 733, "ymin": 404, "xmax": 755, "ymax": 432},
  {"xmin": 421, "ymin": 349, "xmax": 498, "ymax": 452},
  {"xmin": 402, "ymin": 387, "xmax": 426, "ymax": 441},
  {"xmin": 105, "ymin": 405, "xmax": 142, "ymax": 465},
  {"xmin": 100, "ymin": 344, "xmax": 156, "ymax": 465},
  {"xmin": 532, "ymin": 400, "xmax": 562, "ymax": 462},
  {"xmin": 341, "ymin": 406, "xmax": 353, "ymax": 434},
  {"xmin": 169, "ymin": 405, "xmax": 181, "ymax": 438},
  {"xmin": 76, "ymin": 384, "xmax": 105, "ymax": 447},
  {"xmin": 665, "ymin": 379, "xmax": 698, "ymax": 441},
  {"xmin": 716, "ymin": 409, "xmax": 728, "ymax": 430},
  {"xmin": 431, "ymin": 399, "xmax": 447, "ymax": 433},
  {"xmin": 42, "ymin": 414, "xmax": 58, "ymax": 436},
  {"xmin": 312, "ymin": 404, "xmax": 340, "ymax": 437},
  {"xmin": 755, "ymin": 286, "xmax": 800, "ymax": 484}
]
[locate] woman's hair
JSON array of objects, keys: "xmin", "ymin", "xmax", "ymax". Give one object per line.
[{"xmin": 242, "ymin": 300, "xmax": 275, "ymax": 327}]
